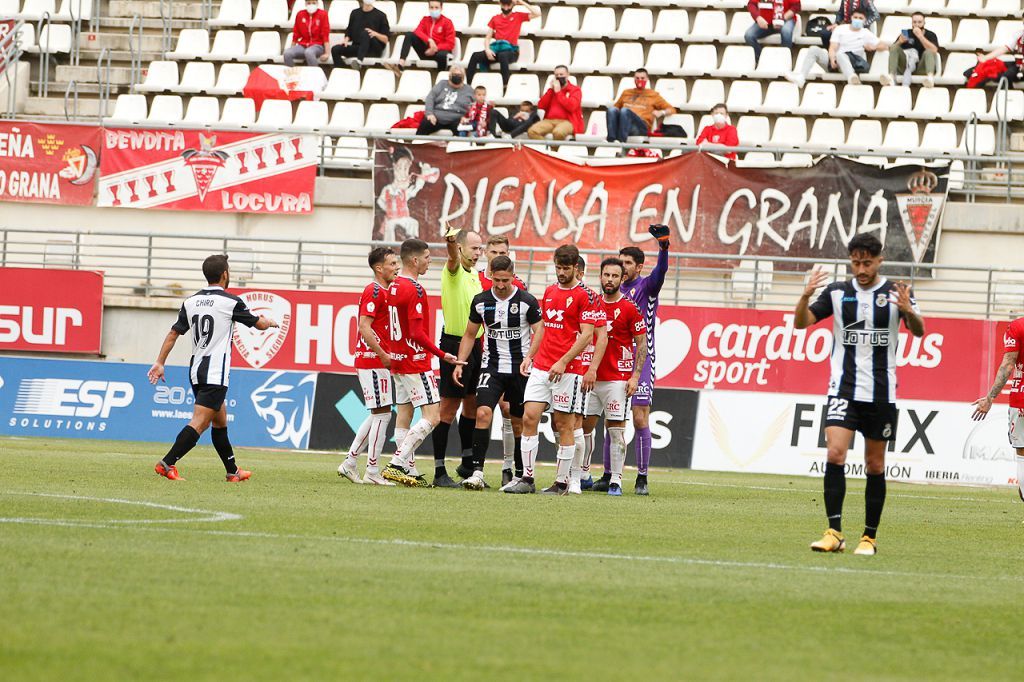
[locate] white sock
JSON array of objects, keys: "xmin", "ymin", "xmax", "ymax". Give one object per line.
[
  {"xmin": 1017, "ymin": 455, "xmax": 1024, "ymax": 497},
  {"xmin": 397, "ymin": 419, "xmax": 433, "ymax": 470},
  {"xmin": 389, "ymin": 427, "xmax": 409, "ymax": 467},
  {"xmin": 502, "ymin": 418, "xmax": 514, "ymax": 470},
  {"xmin": 569, "ymin": 428, "xmax": 585, "ymax": 481},
  {"xmin": 608, "ymin": 427, "xmax": 627, "ymax": 485},
  {"xmin": 522, "ymin": 434, "xmax": 539, "ymax": 479},
  {"xmin": 582, "ymin": 430, "xmax": 595, "ymax": 475},
  {"xmin": 365, "ymin": 412, "xmax": 392, "ymax": 473},
  {"xmin": 556, "ymin": 444, "xmax": 575, "ymax": 484},
  {"xmin": 348, "ymin": 414, "xmax": 373, "ymax": 456}
]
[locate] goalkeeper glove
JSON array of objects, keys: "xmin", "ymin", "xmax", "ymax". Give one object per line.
[{"xmin": 648, "ymin": 223, "xmax": 670, "ymax": 248}]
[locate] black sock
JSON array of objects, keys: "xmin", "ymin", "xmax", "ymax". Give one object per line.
[
  {"xmin": 211, "ymin": 427, "xmax": 237, "ymax": 474},
  {"xmin": 599, "ymin": 471, "xmax": 611, "ymax": 482},
  {"xmin": 458, "ymin": 415, "xmax": 476, "ymax": 469},
  {"xmin": 864, "ymin": 473, "xmax": 886, "ymax": 539},
  {"xmin": 472, "ymin": 427, "xmax": 490, "ymax": 470},
  {"xmin": 513, "ymin": 437, "xmax": 523, "ymax": 477},
  {"xmin": 162, "ymin": 425, "xmax": 200, "ymax": 466},
  {"xmin": 432, "ymin": 420, "xmax": 452, "ymax": 473},
  {"xmin": 823, "ymin": 462, "xmax": 846, "ymax": 533}
]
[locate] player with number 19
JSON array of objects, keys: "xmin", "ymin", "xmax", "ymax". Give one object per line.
[{"xmin": 148, "ymin": 254, "xmax": 279, "ymax": 482}]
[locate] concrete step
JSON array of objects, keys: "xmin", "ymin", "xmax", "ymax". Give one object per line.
[
  {"xmin": 25, "ymin": 95, "xmax": 103, "ymax": 118},
  {"xmin": 58, "ymin": 65, "xmax": 136, "ymax": 86},
  {"xmin": 49, "ymin": 79, "xmax": 132, "ymax": 95},
  {"xmin": 108, "ymin": 0, "xmax": 207, "ymax": 20},
  {"xmin": 76, "ymin": 48, "xmax": 165, "ymax": 63},
  {"xmin": 76, "ymin": 32, "xmax": 168, "ymax": 53}
]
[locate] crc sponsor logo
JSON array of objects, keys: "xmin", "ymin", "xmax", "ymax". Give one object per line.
[
  {"xmin": 552, "ymin": 392, "xmax": 571, "ymax": 408},
  {"xmin": 8, "ymin": 378, "xmax": 133, "ymax": 432},
  {"xmin": 233, "ymin": 291, "xmax": 292, "ymax": 368},
  {"xmin": 791, "ymin": 402, "xmax": 938, "ymax": 454},
  {"xmin": 0, "ymin": 305, "xmax": 84, "ymax": 347},
  {"xmin": 250, "ymin": 371, "xmax": 316, "ymax": 448}
]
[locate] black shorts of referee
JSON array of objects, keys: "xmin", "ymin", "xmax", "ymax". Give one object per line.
[{"xmin": 439, "ymin": 331, "xmax": 482, "ymax": 398}]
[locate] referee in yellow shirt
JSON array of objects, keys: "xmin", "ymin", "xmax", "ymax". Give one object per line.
[{"xmin": 433, "ymin": 227, "xmax": 484, "ymax": 487}]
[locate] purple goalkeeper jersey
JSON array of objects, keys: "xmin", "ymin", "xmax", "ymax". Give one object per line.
[{"xmin": 620, "ymin": 247, "xmax": 668, "ymax": 388}]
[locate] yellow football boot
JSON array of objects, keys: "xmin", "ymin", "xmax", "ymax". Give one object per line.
[{"xmin": 810, "ymin": 528, "xmax": 846, "ymax": 552}]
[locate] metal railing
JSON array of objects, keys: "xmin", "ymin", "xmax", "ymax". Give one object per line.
[
  {"xmin": 127, "ymin": 13, "xmax": 143, "ymax": 88},
  {"xmin": 35, "ymin": 12, "xmax": 52, "ymax": 97},
  {"xmin": 63, "ymin": 78, "xmax": 78, "ymax": 120},
  {"xmin": 96, "ymin": 46, "xmax": 111, "ymax": 119},
  {"xmin": 158, "ymin": 0, "xmax": 173, "ymax": 56},
  {"xmin": 2, "ymin": 228, "xmax": 1023, "ymax": 320}
]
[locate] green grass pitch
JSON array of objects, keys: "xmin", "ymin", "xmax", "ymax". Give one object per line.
[{"xmin": 0, "ymin": 436, "xmax": 1020, "ymax": 681}]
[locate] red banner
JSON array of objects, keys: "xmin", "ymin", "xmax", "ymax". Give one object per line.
[
  {"xmin": 0, "ymin": 121, "xmax": 101, "ymax": 205},
  {"xmin": 229, "ymin": 285, "xmax": 998, "ymax": 403},
  {"xmin": 97, "ymin": 128, "xmax": 317, "ymax": 213},
  {"xmin": 373, "ymin": 142, "xmax": 948, "ymax": 268},
  {"xmin": 0, "ymin": 267, "xmax": 104, "ymax": 353}
]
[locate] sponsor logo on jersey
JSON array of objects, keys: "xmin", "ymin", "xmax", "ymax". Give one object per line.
[{"xmin": 841, "ymin": 320, "xmax": 891, "ymax": 347}]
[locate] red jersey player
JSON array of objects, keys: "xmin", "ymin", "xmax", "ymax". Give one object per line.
[
  {"xmin": 479, "ymin": 234, "xmax": 527, "ymax": 291},
  {"xmin": 972, "ymin": 315, "xmax": 1024, "ymax": 502},
  {"xmin": 338, "ymin": 247, "xmax": 399, "ymax": 486},
  {"xmin": 583, "ymin": 257, "xmax": 648, "ymax": 496},
  {"xmin": 382, "ymin": 238, "xmax": 463, "ymax": 487},
  {"xmin": 503, "ymin": 244, "xmax": 595, "ymax": 495}
]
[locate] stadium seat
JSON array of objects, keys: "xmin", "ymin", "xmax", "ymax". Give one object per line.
[
  {"xmin": 327, "ymin": 101, "xmax": 366, "ymax": 132},
  {"xmin": 356, "ymin": 68, "xmax": 396, "ymax": 99},
  {"xmin": 607, "ymin": 42, "xmax": 644, "ymax": 75},
  {"xmin": 779, "ymin": 153, "xmax": 813, "ymax": 167},
  {"xmin": 874, "ymin": 86, "xmax": 913, "ymax": 118},
  {"xmin": 328, "ymin": 1, "xmax": 358, "ymax": 29},
  {"xmin": 878, "ymin": 16, "xmax": 912, "ymax": 43},
  {"xmin": 687, "ymin": 79, "xmax": 724, "ymax": 111},
  {"xmin": 469, "ymin": 4, "xmax": 500, "ymax": 33},
  {"xmin": 363, "ymin": 103, "xmax": 401, "ymax": 131},
  {"xmin": 680, "ymin": 45, "xmax": 718, "ymax": 77},
  {"xmin": 322, "ymin": 67, "xmax": 360, "ymax": 99},
  {"xmin": 533, "ymin": 40, "xmax": 571, "ymax": 72},
  {"xmin": 950, "ymin": 88, "xmax": 988, "ymax": 120},
  {"xmin": 983, "ymin": 0, "xmax": 1019, "ymax": 17},
  {"xmin": 808, "ymin": 118, "xmax": 847, "ymax": 148},
  {"xmin": 395, "ymin": 69, "xmax": 432, "ymax": 102},
  {"xmin": 845, "ymin": 119, "xmax": 883, "ymax": 150},
  {"xmin": 208, "ymin": 63, "xmax": 251, "ymax": 95},
  {"xmin": 645, "ymin": 43, "xmax": 681, "ymax": 75},
  {"xmin": 960, "ymin": 124, "xmax": 995, "ymax": 155},
  {"xmin": 331, "ymin": 137, "xmax": 371, "ymax": 170},
  {"xmin": 798, "ymin": 83, "xmax": 837, "ymax": 116},
  {"xmin": 208, "ymin": 30, "xmax": 247, "ymax": 61},
  {"xmin": 178, "ymin": 61, "xmax": 216, "ymax": 94},
  {"xmin": 726, "ymin": 80, "xmax": 763, "ymax": 113},
  {"xmin": 992, "ymin": 21, "xmax": 1021, "ymax": 48},
  {"xmin": 717, "ymin": 46, "xmax": 756, "ymax": 79},
  {"xmin": 375, "ymin": 1, "xmax": 398, "ymax": 27},
  {"xmin": 654, "ymin": 78, "xmax": 687, "ymax": 108},
  {"xmin": 255, "ymin": 99, "xmax": 293, "ymax": 128},
  {"xmin": 951, "ymin": 19, "xmax": 990, "ymax": 50},
  {"xmin": 469, "ymin": 72, "xmax": 503, "ymax": 98},
  {"xmin": 911, "ymin": 88, "xmax": 951, "ymax": 119},
  {"xmin": 293, "ymin": 100, "xmax": 329, "ymax": 131},
  {"xmin": 661, "ymin": 113, "xmax": 694, "ymax": 138},
  {"xmin": 220, "ymin": 97, "xmax": 257, "ymax": 126},
  {"xmin": 880, "ymin": 121, "xmax": 920, "ymax": 153},
  {"xmin": 753, "ymin": 47, "xmax": 792, "ymax": 78},
  {"xmin": 0, "ymin": 0, "xmax": 19, "ymax": 17},
  {"xmin": 183, "ymin": 96, "xmax": 221, "ymax": 124},
  {"xmin": 136, "ymin": 61, "xmax": 179, "ymax": 94},
  {"xmin": 209, "ymin": 0, "xmax": 252, "ymax": 27},
  {"xmin": 616, "ymin": 9, "xmax": 653, "ymax": 40},
  {"xmin": 942, "ymin": 52, "xmax": 977, "ymax": 82},
  {"xmin": 445, "ymin": 3, "xmax": 470, "ymax": 29},
  {"xmin": 167, "ymin": 29, "xmax": 210, "ymax": 60},
  {"xmin": 919, "ymin": 122, "xmax": 958, "ymax": 153},
  {"xmin": 771, "ymin": 117, "xmax": 808, "ymax": 146},
  {"xmin": 736, "ymin": 116, "xmax": 770, "ymax": 146},
  {"xmin": 538, "ymin": 7, "xmax": 580, "ymax": 38},
  {"xmin": 580, "ymin": 75, "xmax": 613, "ymax": 108},
  {"xmin": 244, "ymin": 32, "xmax": 282, "ymax": 62},
  {"xmin": 579, "ymin": 111, "xmax": 608, "ymax": 140},
  {"xmin": 396, "ymin": 1, "xmax": 427, "ymax": 31},
  {"xmin": 16, "ymin": 0, "xmax": 55, "ymax": 21},
  {"xmin": 14, "ymin": 22, "xmax": 34, "ymax": 51},
  {"xmin": 873, "ymin": 0, "xmax": 908, "ymax": 11},
  {"xmin": 504, "ymin": 74, "xmax": 540, "ymax": 103},
  {"xmin": 652, "ymin": 9, "xmax": 689, "ymax": 40},
  {"xmin": 760, "ymin": 81, "xmax": 798, "ymax": 114},
  {"xmin": 578, "ymin": 7, "xmax": 616, "ymax": 39},
  {"xmin": 836, "ymin": 84, "xmax": 875, "ymax": 116},
  {"xmin": 571, "ymin": 41, "xmax": 608, "ymax": 73},
  {"xmin": 54, "ymin": 0, "xmax": 93, "ymax": 21},
  {"xmin": 146, "ymin": 95, "xmax": 184, "ymax": 125},
  {"xmin": 27, "ymin": 24, "xmax": 72, "ymax": 54},
  {"xmin": 688, "ymin": 11, "xmax": 727, "ymax": 41},
  {"xmin": 104, "ymin": 94, "xmax": 148, "ymax": 125},
  {"xmin": 737, "ymin": 152, "xmax": 777, "ymax": 167},
  {"xmin": 251, "ymin": 0, "xmax": 289, "ymax": 28},
  {"xmin": 925, "ymin": 18, "xmax": 954, "ymax": 46},
  {"xmin": 988, "ymin": 90, "xmax": 1024, "ymax": 122}
]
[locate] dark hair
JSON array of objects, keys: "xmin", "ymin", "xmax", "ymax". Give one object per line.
[
  {"xmin": 519, "ymin": 100, "xmax": 534, "ymax": 109},
  {"xmin": 847, "ymin": 233, "xmax": 883, "ymax": 257},
  {"xmin": 390, "ymin": 146, "xmax": 413, "ymax": 164},
  {"xmin": 490, "ymin": 255, "xmax": 514, "ymax": 274},
  {"xmin": 911, "ymin": 11, "xmax": 924, "ymax": 19},
  {"xmin": 600, "ymin": 257, "xmax": 625, "ymax": 275},
  {"xmin": 475, "ymin": 85, "xmax": 487, "ymax": 93},
  {"xmin": 554, "ymin": 64, "xmax": 569, "ymax": 73},
  {"xmin": 576, "ymin": 255, "xmax": 586, "ymax": 272},
  {"xmin": 203, "ymin": 254, "xmax": 229, "ymax": 284},
  {"xmin": 711, "ymin": 102, "xmax": 728, "ymax": 113},
  {"xmin": 851, "ymin": 10, "xmax": 866, "ymax": 18},
  {"xmin": 400, "ymin": 238, "xmax": 430, "ymax": 263},
  {"xmin": 368, "ymin": 246, "xmax": 394, "ymax": 269},
  {"xmin": 634, "ymin": 68, "xmax": 649, "ymax": 77},
  {"xmin": 554, "ymin": 244, "xmax": 580, "ymax": 267},
  {"xmin": 618, "ymin": 246, "xmax": 645, "ymax": 265}
]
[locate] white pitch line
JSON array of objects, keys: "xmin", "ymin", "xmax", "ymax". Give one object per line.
[
  {"xmin": 0, "ymin": 492, "xmax": 243, "ymax": 523},
  {"xmin": 0, "ymin": 516, "xmax": 1017, "ymax": 583},
  {"xmin": 663, "ymin": 479, "xmax": 1013, "ymax": 503}
]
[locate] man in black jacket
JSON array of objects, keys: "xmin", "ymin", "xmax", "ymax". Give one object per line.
[{"xmin": 331, "ymin": 0, "xmax": 390, "ymax": 67}]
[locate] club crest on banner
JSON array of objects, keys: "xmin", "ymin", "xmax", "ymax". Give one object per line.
[
  {"xmin": 182, "ymin": 134, "xmax": 230, "ymax": 203},
  {"xmin": 896, "ymin": 169, "xmax": 944, "ymax": 264},
  {"xmin": 233, "ymin": 291, "xmax": 292, "ymax": 368}
]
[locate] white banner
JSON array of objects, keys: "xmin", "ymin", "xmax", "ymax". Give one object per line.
[{"xmin": 692, "ymin": 390, "xmax": 1018, "ymax": 487}]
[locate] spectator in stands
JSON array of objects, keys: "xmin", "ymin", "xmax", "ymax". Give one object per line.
[
  {"xmin": 744, "ymin": 1, "xmax": 801, "ymax": 65},
  {"xmin": 819, "ymin": 0, "xmax": 878, "ymax": 49},
  {"xmin": 977, "ymin": 21, "xmax": 1024, "ymax": 86},
  {"xmin": 284, "ymin": 1, "xmax": 331, "ymax": 66},
  {"xmin": 493, "ymin": 100, "xmax": 538, "ymax": 138},
  {"xmin": 331, "ymin": 0, "xmax": 390, "ymax": 67},
  {"xmin": 605, "ymin": 68, "xmax": 675, "ymax": 143},
  {"xmin": 528, "ymin": 65, "xmax": 583, "ymax": 141},
  {"xmin": 787, "ymin": 9, "xmax": 887, "ymax": 87},
  {"xmin": 466, "ymin": 0, "xmax": 541, "ymax": 88},
  {"xmin": 389, "ymin": 0, "xmax": 456, "ymax": 74},
  {"xmin": 695, "ymin": 104, "xmax": 739, "ymax": 161},
  {"xmin": 417, "ymin": 65, "xmax": 474, "ymax": 136},
  {"xmin": 880, "ymin": 12, "xmax": 939, "ymax": 88},
  {"xmin": 459, "ymin": 86, "xmax": 495, "ymax": 137}
]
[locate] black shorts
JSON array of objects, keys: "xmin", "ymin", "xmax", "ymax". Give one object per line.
[
  {"xmin": 439, "ymin": 333, "xmax": 481, "ymax": 399},
  {"xmin": 476, "ymin": 368, "xmax": 526, "ymax": 418},
  {"xmin": 191, "ymin": 383, "xmax": 228, "ymax": 410},
  {"xmin": 824, "ymin": 397, "xmax": 898, "ymax": 442}
]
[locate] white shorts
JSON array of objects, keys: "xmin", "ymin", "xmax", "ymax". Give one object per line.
[
  {"xmin": 523, "ymin": 367, "xmax": 586, "ymax": 414},
  {"xmin": 358, "ymin": 368, "xmax": 393, "ymax": 409},
  {"xmin": 585, "ymin": 380, "xmax": 629, "ymax": 420},
  {"xmin": 393, "ymin": 371, "xmax": 440, "ymax": 408},
  {"xmin": 1008, "ymin": 407, "xmax": 1024, "ymax": 448}
]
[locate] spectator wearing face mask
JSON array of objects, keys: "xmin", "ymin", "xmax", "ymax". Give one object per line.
[
  {"xmin": 331, "ymin": 0, "xmax": 390, "ymax": 67},
  {"xmin": 284, "ymin": 1, "xmax": 330, "ymax": 66},
  {"xmin": 819, "ymin": 0, "xmax": 879, "ymax": 49},
  {"xmin": 880, "ymin": 11, "xmax": 940, "ymax": 88},
  {"xmin": 787, "ymin": 9, "xmax": 887, "ymax": 87},
  {"xmin": 695, "ymin": 104, "xmax": 739, "ymax": 161},
  {"xmin": 493, "ymin": 100, "xmax": 538, "ymax": 138},
  {"xmin": 389, "ymin": 0, "xmax": 456, "ymax": 74},
  {"xmin": 745, "ymin": 1, "xmax": 801, "ymax": 65},
  {"xmin": 465, "ymin": 0, "xmax": 541, "ymax": 88},
  {"xmin": 417, "ymin": 65, "xmax": 475, "ymax": 136},
  {"xmin": 605, "ymin": 68, "xmax": 675, "ymax": 143},
  {"xmin": 528, "ymin": 65, "xmax": 583, "ymax": 141}
]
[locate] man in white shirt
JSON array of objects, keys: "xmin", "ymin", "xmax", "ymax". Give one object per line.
[{"xmin": 787, "ymin": 10, "xmax": 888, "ymax": 87}]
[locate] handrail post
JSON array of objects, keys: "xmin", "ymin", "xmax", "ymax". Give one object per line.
[
  {"xmin": 985, "ymin": 269, "xmax": 993, "ymax": 320},
  {"xmin": 145, "ymin": 234, "xmax": 153, "ymax": 296}
]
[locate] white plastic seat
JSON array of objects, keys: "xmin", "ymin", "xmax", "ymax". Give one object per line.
[
  {"xmin": 504, "ymin": 74, "xmax": 539, "ymax": 103},
  {"xmin": 469, "ymin": 4, "xmax": 500, "ymax": 32},
  {"xmin": 0, "ymin": 0, "xmax": 20, "ymax": 16},
  {"xmin": 332, "ymin": 137, "xmax": 371, "ymax": 169},
  {"xmin": 874, "ymin": 86, "xmax": 912, "ymax": 118},
  {"xmin": 445, "ymin": 3, "xmax": 470, "ymax": 30},
  {"xmin": 680, "ymin": 45, "xmax": 718, "ymax": 77},
  {"xmin": 293, "ymin": 100, "xmax": 329, "ymax": 130},
  {"xmin": 208, "ymin": 30, "xmax": 246, "ymax": 60},
  {"xmin": 178, "ymin": 61, "xmax": 216, "ymax": 94},
  {"xmin": 942, "ymin": 52, "xmax": 978, "ymax": 81},
  {"xmin": 533, "ymin": 40, "xmax": 571, "ymax": 71},
  {"xmin": 136, "ymin": 61, "xmax": 179, "ymax": 93},
  {"xmin": 992, "ymin": 20, "xmax": 1021, "ymax": 48},
  {"xmin": 960, "ymin": 123, "xmax": 995, "ymax": 155},
  {"xmin": 168, "ymin": 29, "xmax": 210, "ymax": 60},
  {"xmin": 146, "ymin": 95, "xmax": 184, "ymax": 125},
  {"xmin": 836, "ymin": 84, "xmax": 875, "ymax": 116},
  {"xmin": 847, "ymin": 119, "xmax": 883, "ymax": 149},
  {"xmin": 395, "ymin": 69, "xmax": 432, "ymax": 101},
  {"xmin": 753, "ymin": 47, "xmax": 792, "ymax": 77},
  {"xmin": 255, "ymin": 99, "xmax": 293, "ymax": 128},
  {"xmin": 919, "ymin": 122, "xmax": 957, "ymax": 153},
  {"xmin": 688, "ymin": 10, "xmax": 727, "ymax": 41},
  {"xmin": 726, "ymin": 81, "xmax": 763, "ymax": 113},
  {"xmin": 687, "ymin": 79, "xmax": 724, "ymax": 111},
  {"xmin": 736, "ymin": 116, "xmax": 770, "ymax": 146},
  {"xmin": 760, "ymin": 81, "xmax": 798, "ymax": 114},
  {"xmin": 208, "ymin": 63, "xmax": 251, "ymax": 95},
  {"xmin": 54, "ymin": 0, "xmax": 93, "ymax": 20},
  {"xmin": 652, "ymin": 9, "xmax": 689, "ymax": 40},
  {"xmin": 606, "ymin": 42, "xmax": 644, "ymax": 75},
  {"xmin": 983, "ymin": 0, "xmax": 1020, "ymax": 17},
  {"xmin": 654, "ymin": 78, "xmax": 687, "ymax": 108},
  {"xmin": 581, "ymin": 75, "xmax": 613, "ymax": 107},
  {"xmin": 878, "ymin": 16, "xmax": 912, "ymax": 43},
  {"xmin": 578, "ymin": 7, "xmax": 616, "ymax": 39},
  {"xmin": 244, "ymin": 31, "xmax": 282, "ymax": 62},
  {"xmin": 645, "ymin": 43, "xmax": 681, "ymax": 75},
  {"xmin": 356, "ymin": 68, "xmax": 396, "ymax": 99},
  {"xmin": 988, "ymin": 90, "xmax": 1024, "ymax": 122},
  {"xmin": 374, "ymin": 2, "xmax": 398, "ymax": 28},
  {"xmin": 911, "ymin": 88, "xmax": 951, "ymax": 119},
  {"xmin": 183, "ymin": 96, "xmax": 220, "ymax": 124},
  {"xmin": 951, "ymin": 19, "xmax": 990, "ymax": 49},
  {"xmin": 617, "ymin": 8, "xmax": 653, "ymax": 40},
  {"xmin": 924, "ymin": 18, "xmax": 953, "ymax": 46},
  {"xmin": 209, "ymin": 0, "xmax": 252, "ymax": 27},
  {"xmin": 363, "ymin": 103, "xmax": 401, "ymax": 131},
  {"xmin": 770, "ymin": 117, "xmax": 808, "ymax": 146},
  {"xmin": 252, "ymin": 0, "xmax": 289, "ymax": 28},
  {"xmin": 579, "ymin": 111, "xmax": 608, "ymax": 140},
  {"xmin": 16, "ymin": 0, "xmax": 55, "ymax": 21},
  {"xmin": 874, "ymin": 0, "xmax": 908, "ymax": 11},
  {"xmin": 737, "ymin": 152, "xmax": 778, "ymax": 167},
  {"xmin": 328, "ymin": 1, "xmax": 358, "ymax": 29},
  {"xmin": 28, "ymin": 24, "xmax": 72, "ymax": 54},
  {"xmin": 220, "ymin": 97, "xmax": 257, "ymax": 126},
  {"xmin": 14, "ymin": 22, "xmax": 35, "ymax": 50},
  {"xmin": 554, "ymin": 145, "xmax": 589, "ymax": 161},
  {"xmin": 950, "ymin": 88, "xmax": 987, "ymax": 120},
  {"xmin": 717, "ymin": 46, "xmax": 755, "ymax": 78},
  {"xmin": 880, "ymin": 121, "xmax": 920, "ymax": 153},
  {"xmin": 327, "ymin": 101, "xmax": 366, "ymax": 132},
  {"xmin": 322, "ymin": 68, "xmax": 360, "ymax": 99},
  {"xmin": 808, "ymin": 119, "xmax": 846, "ymax": 148},
  {"xmin": 104, "ymin": 94, "xmax": 148, "ymax": 125},
  {"xmin": 798, "ymin": 83, "xmax": 836, "ymax": 115},
  {"xmin": 470, "ymin": 72, "xmax": 503, "ymax": 98},
  {"xmin": 780, "ymin": 153, "xmax": 813, "ymax": 167},
  {"xmin": 571, "ymin": 41, "xmax": 608, "ymax": 73},
  {"xmin": 540, "ymin": 7, "xmax": 580, "ymax": 35},
  {"xmin": 396, "ymin": 2, "xmax": 428, "ymax": 31}
]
